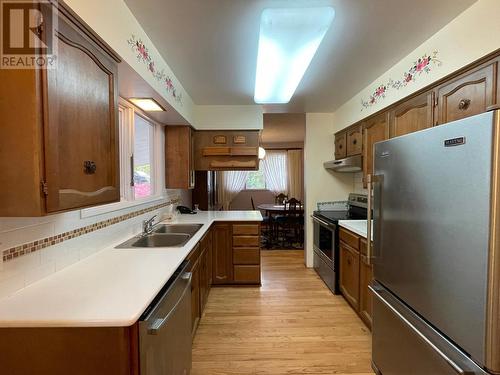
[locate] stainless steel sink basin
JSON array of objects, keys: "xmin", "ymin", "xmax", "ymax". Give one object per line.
[
  {"xmin": 153, "ymin": 224, "xmax": 203, "ymax": 236},
  {"xmin": 116, "ymin": 233, "xmax": 191, "ymax": 248}
]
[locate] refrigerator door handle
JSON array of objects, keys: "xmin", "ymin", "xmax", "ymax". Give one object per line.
[
  {"xmin": 367, "ymin": 174, "xmax": 382, "ymax": 265},
  {"xmin": 369, "ymin": 285, "xmax": 474, "ymax": 375}
]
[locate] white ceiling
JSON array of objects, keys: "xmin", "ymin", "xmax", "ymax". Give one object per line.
[{"xmin": 124, "ymin": 0, "xmax": 477, "ymax": 113}]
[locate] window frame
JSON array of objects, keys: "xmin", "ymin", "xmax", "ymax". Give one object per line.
[{"xmin": 80, "ymin": 98, "xmax": 165, "ymax": 218}]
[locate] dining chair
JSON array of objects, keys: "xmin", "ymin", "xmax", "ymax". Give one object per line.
[
  {"xmin": 251, "ymin": 197, "xmax": 271, "ymax": 246},
  {"xmin": 275, "ymin": 193, "xmax": 288, "ymax": 205},
  {"xmin": 275, "ymin": 198, "xmax": 303, "ymax": 248}
]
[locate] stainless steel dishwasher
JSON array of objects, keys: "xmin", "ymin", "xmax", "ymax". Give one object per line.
[{"xmin": 139, "ymin": 261, "xmax": 192, "ymax": 375}]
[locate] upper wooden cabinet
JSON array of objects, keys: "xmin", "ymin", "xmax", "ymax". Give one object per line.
[
  {"xmin": 334, "ymin": 131, "xmax": 347, "ymax": 159},
  {"xmin": 0, "ymin": 2, "xmax": 120, "ymax": 216},
  {"xmin": 436, "ymin": 62, "xmax": 498, "ymax": 125},
  {"xmin": 346, "ymin": 124, "xmax": 363, "ymax": 156},
  {"xmin": 194, "ymin": 130, "xmax": 260, "ymax": 171},
  {"xmin": 389, "ymin": 91, "xmax": 434, "ymax": 138},
  {"xmin": 165, "ymin": 126, "xmax": 195, "ymax": 189},
  {"xmin": 362, "ymin": 113, "xmax": 389, "ymax": 184}
]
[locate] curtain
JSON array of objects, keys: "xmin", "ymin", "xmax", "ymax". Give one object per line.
[
  {"xmin": 216, "ymin": 170, "xmax": 248, "ymax": 210},
  {"xmin": 262, "ymin": 150, "xmax": 288, "ymax": 195},
  {"xmin": 287, "ymin": 149, "xmax": 303, "ymax": 201}
]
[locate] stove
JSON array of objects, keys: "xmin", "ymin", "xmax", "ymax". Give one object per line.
[{"xmin": 312, "ymin": 193, "xmax": 367, "ymax": 294}]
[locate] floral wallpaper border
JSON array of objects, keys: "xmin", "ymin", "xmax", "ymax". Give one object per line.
[
  {"xmin": 128, "ymin": 35, "xmax": 183, "ymax": 105},
  {"xmin": 361, "ymin": 51, "xmax": 442, "ymax": 111}
]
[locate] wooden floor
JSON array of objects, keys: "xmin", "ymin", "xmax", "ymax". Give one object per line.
[{"xmin": 192, "ymin": 250, "xmax": 374, "ymax": 375}]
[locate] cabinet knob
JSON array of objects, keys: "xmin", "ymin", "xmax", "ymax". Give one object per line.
[
  {"xmin": 83, "ymin": 161, "xmax": 97, "ymax": 174},
  {"xmin": 353, "ymin": 139, "xmax": 357, "ymax": 145},
  {"xmin": 458, "ymin": 99, "xmax": 471, "ymax": 111},
  {"xmin": 339, "ymin": 144, "xmax": 343, "ymax": 149}
]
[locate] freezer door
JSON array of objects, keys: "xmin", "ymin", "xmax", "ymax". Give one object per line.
[
  {"xmin": 373, "ymin": 111, "xmax": 494, "ymax": 365},
  {"xmin": 371, "ymin": 282, "xmax": 488, "ymax": 375}
]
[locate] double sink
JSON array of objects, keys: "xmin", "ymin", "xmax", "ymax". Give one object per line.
[{"xmin": 116, "ymin": 224, "xmax": 203, "ymax": 248}]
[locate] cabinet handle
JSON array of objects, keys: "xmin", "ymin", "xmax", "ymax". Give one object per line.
[
  {"xmin": 83, "ymin": 161, "xmax": 96, "ymax": 174},
  {"xmin": 458, "ymin": 99, "xmax": 471, "ymax": 111}
]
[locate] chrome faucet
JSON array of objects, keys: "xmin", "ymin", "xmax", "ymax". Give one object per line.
[{"xmin": 142, "ymin": 215, "xmax": 157, "ymax": 235}]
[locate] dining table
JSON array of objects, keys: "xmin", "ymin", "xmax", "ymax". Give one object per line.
[{"xmin": 257, "ymin": 203, "xmax": 304, "ymax": 217}]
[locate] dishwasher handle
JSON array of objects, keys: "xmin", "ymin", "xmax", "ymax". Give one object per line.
[{"xmin": 147, "ymin": 272, "xmax": 192, "ymax": 335}]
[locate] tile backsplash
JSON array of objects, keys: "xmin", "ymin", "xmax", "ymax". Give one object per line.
[
  {"xmin": 354, "ymin": 172, "xmax": 367, "ymax": 194},
  {"xmin": 0, "ymin": 191, "xmax": 186, "ymax": 299}
]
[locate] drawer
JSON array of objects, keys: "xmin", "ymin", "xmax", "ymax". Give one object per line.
[
  {"xmin": 234, "ymin": 265, "xmax": 260, "ymax": 283},
  {"xmin": 233, "ymin": 224, "xmax": 259, "ymax": 235},
  {"xmin": 360, "ymin": 238, "xmax": 367, "ymax": 256},
  {"xmin": 233, "ymin": 247, "xmax": 260, "ymax": 265},
  {"xmin": 339, "ymin": 228, "xmax": 360, "ymax": 250},
  {"xmin": 233, "ymin": 235, "xmax": 259, "ymax": 247}
]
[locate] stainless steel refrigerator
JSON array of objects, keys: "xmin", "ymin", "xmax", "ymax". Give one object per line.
[{"xmin": 369, "ymin": 110, "xmax": 500, "ymax": 375}]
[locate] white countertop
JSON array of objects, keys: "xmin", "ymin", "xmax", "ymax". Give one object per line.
[
  {"xmin": 338, "ymin": 220, "xmax": 373, "ymax": 241},
  {"xmin": 0, "ymin": 211, "xmax": 262, "ymax": 328}
]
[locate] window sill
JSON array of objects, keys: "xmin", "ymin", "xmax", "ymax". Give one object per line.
[{"xmin": 80, "ymin": 195, "xmax": 167, "ymax": 219}]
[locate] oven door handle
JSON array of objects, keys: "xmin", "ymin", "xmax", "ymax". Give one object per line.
[{"xmin": 311, "ymin": 215, "xmax": 336, "ymax": 230}]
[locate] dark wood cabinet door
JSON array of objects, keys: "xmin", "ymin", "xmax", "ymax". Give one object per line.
[
  {"xmin": 339, "ymin": 242, "xmax": 360, "ymax": 311},
  {"xmin": 212, "ymin": 223, "xmax": 233, "ymax": 284},
  {"xmin": 389, "ymin": 91, "xmax": 434, "ymax": 138},
  {"xmin": 207, "ymin": 228, "xmax": 213, "ymax": 287},
  {"xmin": 199, "ymin": 247, "xmax": 208, "ymax": 313},
  {"xmin": 334, "ymin": 132, "xmax": 347, "ymax": 159},
  {"xmin": 44, "ymin": 13, "xmax": 119, "ymax": 213},
  {"xmin": 165, "ymin": 126, "xmax": 194, "ymax": 189},
  {"xmin": 359, "ymin": 240, "xmax": 373, "ymax": 329},
  {"xmin": 362, "ymin": 113, "xmax": 389, "ymax": 186},
  {"xmin": 346, "ymin": 124, "xmax": 363, "ymax": 156},
  {"xmin": 437, "ymin": 62, "xmax": 497, "ymax": 125}
]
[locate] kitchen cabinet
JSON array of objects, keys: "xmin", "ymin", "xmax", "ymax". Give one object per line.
[
  {"xmin": 0, "ymin": 2, "xmax": 120, "ymax": 216},
  {"xmin": 165, "ymin": 126, "xmax": 195, "ymax": 189},
  {"xmin": 334, "ymin": 131, "xmax": 347, "ymax": 159},
  {"xmin": 362, "ymin": 113, "xmax": 389, "ymax": 186},
  {"xmin": 194, "ymin": 130, "xmax": 260, "ymax": 171},
  {"xmin": 232, "ymin": 224, "xmax": 261, "ymax": 284},
  {"xmin": 359, "ymin": 239, "xmax": 373, "ymax": 329},
  {"xmin": 339, "ymin": 241, "xmax": 360, "ymax": 311},
  {"xmin": 346, "ymin": 124, "xmax": 363, "ymax": 156},
  {"xmin": 339, "ymin": 228, "xmax": 373, "ymax": 330},
  {"xmin": 436, "ymin": 62, "xmax": 498, "ymax": 125},
  {"xmin": 389, "ymin": 91, "xmax": 434, "ymax": 138},
  {"xmin": 212, "ymin": 223, "xmax": 234, "ymax": 284}
]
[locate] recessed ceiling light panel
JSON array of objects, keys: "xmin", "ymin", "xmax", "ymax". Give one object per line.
[
  {"xmin": 129, "ymin": 97, "xmax": 166, "ymax": 111},
  {"xmin": 254, "ymin": 7, "xmax": 335, "ymax": 104}
]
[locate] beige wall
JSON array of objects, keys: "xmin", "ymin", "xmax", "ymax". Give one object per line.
[
  {"xmin": 334, "ymin": 0, "xmax": 500, "ymax": 129},
  {"xmin": 304, "ymin": 114, "xmax": 354, "ymax": 267}
]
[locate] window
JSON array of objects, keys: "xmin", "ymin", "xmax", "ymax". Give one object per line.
[
  {"xmin": 133, "ymin": 114, "xmax": 154, "ymax": 198},
  {"xmin": 245, "ymin": 162, "xmax": 266, "ymax": 190},
  {"xmin": 119, "ymin": 102, "xmax": 160, "ymax": 202}
]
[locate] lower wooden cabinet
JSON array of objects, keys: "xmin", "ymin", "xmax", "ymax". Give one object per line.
[
  {"xmin": 339, "ymin": 242, "xmax": 360, "ymax": 311},
  {"xmin": 339, "ymin": 228, "xmax": 373, "ymax": 330},
  {"xmin": 188, "ymin": 221, "xmax": 261, "ymax": 334},
  {"xmin": 212, "ymin": 223, "xmax": 233, "ymax": 284}
]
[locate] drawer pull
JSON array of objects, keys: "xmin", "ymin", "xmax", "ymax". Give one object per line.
[
  {"xmin": 83, "ymin": 160, "xmax": 97, "ymax": 174},
  {"xmin": 458, "ymin": 99, "xmax": 471, "ymax": 111}
]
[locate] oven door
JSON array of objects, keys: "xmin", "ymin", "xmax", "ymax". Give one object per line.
[{"xmin": 312, "ymin": 216, "xmax": 336, "ymax": 263}]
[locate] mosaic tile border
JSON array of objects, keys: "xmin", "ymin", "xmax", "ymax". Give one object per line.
[{"xmin": 2, "ymin": 198, "xmax": 181, "ymax": 262}]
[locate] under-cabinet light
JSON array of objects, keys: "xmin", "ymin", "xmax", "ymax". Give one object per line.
[
  {"xmin": 254, "ymin": 7, "xmax": 335, "ymax": 104},
  {"xmin": 129, "ymin": 98, "xmax": 166, "ymax": 112}
]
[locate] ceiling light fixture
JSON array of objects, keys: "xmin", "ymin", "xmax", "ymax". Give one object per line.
[
  {"xmin": 129, "ymin": 97, "xmax": 166, "ymax": 112},
  {"xmin": 254, "ymin": 7, "xmax": 335, "ymax": 104}
]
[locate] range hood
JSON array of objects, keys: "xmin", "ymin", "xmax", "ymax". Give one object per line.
[{"xmin": 324, "ymin": 155, "xmax": 362, "ymax": 173}]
